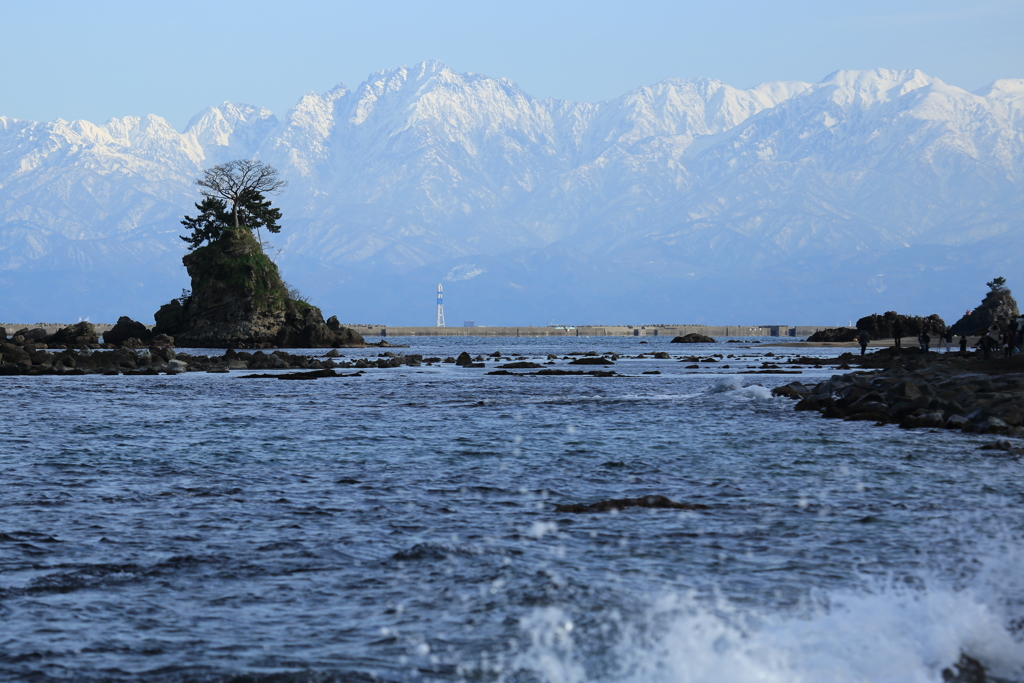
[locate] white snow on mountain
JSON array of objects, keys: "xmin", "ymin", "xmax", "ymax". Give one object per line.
[{"xmin": 1, "ymin": 62, "xmax": 1022, "ymax": 325}]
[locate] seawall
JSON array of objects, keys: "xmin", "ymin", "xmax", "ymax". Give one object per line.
[{"xmin": 342, "ymin": 325, "xmax": 836, "ymax": 338}]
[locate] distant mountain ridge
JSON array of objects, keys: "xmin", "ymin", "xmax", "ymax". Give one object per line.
[{"xmin": 2, "ymin": 62, "xmax": 1022, "ymax": 325}]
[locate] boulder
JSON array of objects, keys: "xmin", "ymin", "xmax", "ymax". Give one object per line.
[
  {"xmin": 455, "ymin": 352, "xmax": 473, "ymax": 366},
  {"xmin": 21, "ymin": 328, "xmax": 49, "ymax": 342},
  {"xmin": 148, "ymin": 333, "xmax": 174, "ymax": 347},
  {"xmin": 49, "ymin": 321, "xmax": 100, "ymax": 346},
  {"xmin": 806, "ymin": 327, "xmax": 859, "ymax": 342},
  {"xmin": 569, "ymin": 356, "xmax": 614, "ymax": 365},
  {"xmin": 166, "ymin": 359, "xmax": 189, "ymax": 374},
  {"xmin": 899, "ymin": 411, "xmax": 945, "ymax": 429},
  {"xmin": 671, "ymin": 333, "xmax": 716, "ymax": 343},
  {"xmin": 102, "ymin": 317, "xmax": 151, "ymax": 346}
]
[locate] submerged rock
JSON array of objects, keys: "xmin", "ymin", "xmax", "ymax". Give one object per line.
[{"xmin": 555, "ymin": 495, "xmax": 709, "ymax": 513}]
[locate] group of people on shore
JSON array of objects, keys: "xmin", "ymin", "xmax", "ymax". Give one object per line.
[
  {"xmin": 978, "ymin": 315, "xmax": 1024, "ymax": 359},
  {"xmin": 854, "ymin": 314, "xmax": 1024, "ymax": 358}
]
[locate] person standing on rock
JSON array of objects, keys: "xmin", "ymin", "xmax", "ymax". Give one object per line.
[
  {"xmin": 960, "ymin": 335, "xmax": 968, "ymax": 356},
  {"xmin": 1004, "ymin": 328, "xmax": 1016, "ymax": 358},
  {"xmin": 920, "ymin": 331, "xmax": 931, "ymax": 354},
  {"xmin": 892, "ymin": 319, "xmax": 903, "ymax": 348},
  {"xmin": 943, "ymin": 329, "xmax": 953, "ymax": 353},
  {"xmin": 858, "ymin": 330, "xmax": 870, "ymax": 356}
]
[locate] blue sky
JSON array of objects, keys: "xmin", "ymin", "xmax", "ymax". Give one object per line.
[{"xmin": 2, "ymin": 0, "xmax": 1022, "ymax": 130}]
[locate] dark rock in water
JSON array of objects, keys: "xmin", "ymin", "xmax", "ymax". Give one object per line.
[
  {"xmin": 555, "ymin": 495, "xmax": 710, "ymax": 513},
  {"xmin": 671, "ymin": 333, "xmax": 715, "ymax": 343},
  {"xmin": 103, "ymin": 316, "xmax": 152, "ymax": 346},
  {"xmin": 771, "ymin": 382, "xmax": 812, "ymax": 399},
  {"xmin": 499, "ymin": 361, "xmax": 544, "ymax": 369},
  {"xmin": 148, "ymin": 333, "xmax": 174, "ymax": 347},
  {"xmin": 455, "ymin": 352, "xmax": 473, "ymax": 366},
  {"xmin": 856, "ymin": 311, "xmax": 946, "ymax": 339},
  {"xmin": 950, "ymin": 286, "xmax": 1019, "ymax": 336},
  {"xmin": 152, "ymin": 228, "xmax": 364, "ymax": 349},
  {"xmin": 807, "ymin": 327, "xmax": 859, "ymax": 342},
  {"xmin": 569, "ymin": 356, "xmax": 614, "ymax": 365},
  {"xmin": 941, "ymin": 654, "xmax": 986, "ymax": 683},
  {"xmin": 48, "ymin": 321, "xmax": 99, "ymax": 347},
  {"xmin": 653, "ymin": 351, "xmax": 670, "ymax": 359}
]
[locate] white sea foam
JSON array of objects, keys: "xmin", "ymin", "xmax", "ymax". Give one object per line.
[
  {"xmin": 513, "ymin": 580, "xmax": 1024, "ymax": 683},
  {"xmin": 706, "ymin": 377, "xmax": 774, "ymax": 400}
]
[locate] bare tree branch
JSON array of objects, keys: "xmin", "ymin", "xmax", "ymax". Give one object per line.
[{"xmin": 196, "ymin": 160, "xmax": 287, "ymax": 228}]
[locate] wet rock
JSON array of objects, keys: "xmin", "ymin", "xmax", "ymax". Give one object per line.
[
  {"xmin": 653, "ymin": 352, "xmax": 670, "ymax": 359},
  {"xmin": 941, "ymin": 654, "xmax": 986, "ymax": 683},
  {"xmin": 555, "ymin": 495, "xmax": 710, "ymax": 513},
  {"xmin": 103, "ymin": 317, "xmax": 152, "ymax": 346},
  {"xmin": 670, "ymin": 333, "xmax": 716, "ymax": 343},
  {"xmin": 499, "ymin": 361, "xmax": 544, "ymax": 369},
  {"xmin": 49, "ymin": 321, "xmax": 99, "ymax": 346},
  {"xmin": 455, "ymin": 352, "xmax": 473, "ymax": 366},
  {"xmin": 899, "ymin": 411, "xmax": 945, "ymax": 429},
  {"xmin": 807, "ymin": 327, "xmax": 858, "ymax": 342},
  {"xmin": 166, "ymin": 359, "xmax": 188, "ymax": 374},
  {"xmin": 569, "ymin": 357, "xmax": 614, "ymax": 365}
]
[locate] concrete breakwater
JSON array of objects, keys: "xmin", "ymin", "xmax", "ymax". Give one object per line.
[
  {"xmin": 341, "ymin": 324, "xmax": 835, "ymax": 338},
  {"xmin": 3, "ymin": 322, "xmax": 836, "ymax": 341}
]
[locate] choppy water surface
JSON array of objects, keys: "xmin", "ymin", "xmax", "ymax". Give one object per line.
[{"xmin": 2, "ymin": 337, "xmax": 1023, "ymax": 682}]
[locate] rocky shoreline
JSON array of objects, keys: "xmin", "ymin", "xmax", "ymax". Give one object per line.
[{"xmin": 773, "ymin": 347, "xmax": 1024, "ymax": 437}]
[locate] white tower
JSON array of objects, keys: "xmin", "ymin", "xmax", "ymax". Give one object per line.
[{"xmin": 436, "ymin": 283, "xmax": 446, "ymax": 327}]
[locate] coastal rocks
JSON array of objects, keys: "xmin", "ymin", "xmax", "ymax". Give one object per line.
[
  {"xmin": 47, "ymin": 322, "xmax": 100, "ymax": 347},
  {"xmin": 941, "ymin": 654, "xmax": 987, "ymax": 683},
  {"xmin": 950, "ymin": 283, "xmax": 1020, "ymax": 336},
  {"xmin": 671, "ymin": 333, "xmax": 715, "ymax": 343},
  {"xmin": 776, "ymin": 354, "xmax": 1024, "ymax": 436},
  {"xmin": 569, "ymin": 356, "xmax": 615, "ymax": 365},
  {"xmin": 555, "ymin": 495, "xmax": 709, "ymax": 513},
  {"xmin": 806, "ymin": 327, "xmax": 859, "ymax": 342},
  {"xmin": 103, "ymin": 316, "xmax": 153, "ymax": 346},
  {"xmin": 855, "ymin": 311, "xmax": 946, "ymax": 339},
  {"xmin": 152, "ymin": 228, "xmax": 364, "ymax": 349}
]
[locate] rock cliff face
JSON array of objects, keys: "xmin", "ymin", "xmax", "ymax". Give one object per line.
[
  {"xmin": 950, "ymin": 289, "xmax": 1020, "ymax": 336},
  {"xmin": 153, "ymin": 228, "xmax": 364, "ymax": 348}
]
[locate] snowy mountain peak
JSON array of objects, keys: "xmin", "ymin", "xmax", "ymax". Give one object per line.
[{"xmin": 2, "ymin": 64, "xmax": 1023, "ymax": 325}]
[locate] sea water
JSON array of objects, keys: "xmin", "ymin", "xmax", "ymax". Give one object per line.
[{"xmin": 1, "ymin": 337, "xmax": 1022, "ymax": 682}]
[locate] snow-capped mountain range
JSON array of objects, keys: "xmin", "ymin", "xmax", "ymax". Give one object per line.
[{"xmin": 2, "ymin": 61, "xmax": 1023, "ymax": 325}]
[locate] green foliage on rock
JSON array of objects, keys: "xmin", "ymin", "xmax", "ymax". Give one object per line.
[
  {"xmin": 181, "ymin": 189, "xmax": 283, "ymax": 252},
  {"xmin": 182, "ymin": 227, "xmax": 288, "ymax": 314}
]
